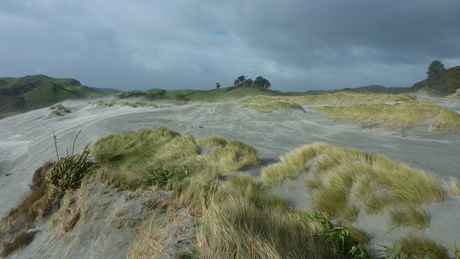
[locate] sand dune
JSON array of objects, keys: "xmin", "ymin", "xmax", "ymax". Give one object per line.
[{"xmin": 1, "ymin": 98, "xmax": 459, "ymax": 258}]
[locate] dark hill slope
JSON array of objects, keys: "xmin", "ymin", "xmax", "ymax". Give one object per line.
[
  {"xmin": 407, "ymin": 66, "xmax": 460, "ymax": 96},
  {"xmin": 0, "ymin": 75, "xmax": 109, "ymax": 118}
]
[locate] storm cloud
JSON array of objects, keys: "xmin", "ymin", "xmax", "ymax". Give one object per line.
[{"xmin": 1, "ymin": 0, "xmax": 459, "ymax": 91}]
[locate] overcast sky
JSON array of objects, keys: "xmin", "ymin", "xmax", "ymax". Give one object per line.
[{"xmin": 1, "ymin": 0, "xmax": 459, "ymax": 92}]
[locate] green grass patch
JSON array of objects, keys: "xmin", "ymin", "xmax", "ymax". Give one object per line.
[
  {"xmin": 389, "ymin": 206, "xmax": 430, "ymax": 230},
  {"xmin": 90, "ymin": 127, "xmax": 260, "ymax": 190},
  {"xmin": 237, "ymin": 95, "xmax": 306, "ymax": 112},
  {"xmin": 196, "ymin": 174, "xmax": 369, "ymax": 258},
  {"xmin": 384, "ymin": 235, "xmax": 449, "ymax": 259},
  {"xmin": 89, "ymin": 99, "xmax": 169, "ymax": 108},
  {"xmin": 291, "ymin": 92, "xmax": 416, "ymax": 105},
  {"xmin": 262, "ymin": 142, "xmax": 443, "ymax": 226},
  {"xmin": 314, "ymin": 101, "xmax": 460, "ymax": 131}
]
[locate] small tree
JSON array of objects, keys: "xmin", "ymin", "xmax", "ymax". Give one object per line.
[
  {"xmin": 216, "ymin": 83, "xmax": 221, "ymax": 91},
  {"xmin": 244, "ymin": 78, "xmax": 253, "ymax": 87},
  {"xmin": 426, "ymin": 60, "xmax": 445, "ymax": 78},
  {"xmin": 253, "ymin": 76, "xmax": 271, "ymax": 89},
  {"xmin": 234, "ymin": 75, "xmax": 247, "ymax": 87}
]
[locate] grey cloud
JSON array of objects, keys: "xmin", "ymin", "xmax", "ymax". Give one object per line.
[{"xmin": 0, "ymin": 0, "xmax": 459, "ymax": 91}]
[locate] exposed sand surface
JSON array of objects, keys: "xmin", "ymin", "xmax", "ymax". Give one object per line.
[{"xmin": 1, "ymin": 99, "xmax": 459, "ymax": 258}]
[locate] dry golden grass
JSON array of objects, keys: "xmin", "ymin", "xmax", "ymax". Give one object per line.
[
  {"xmin": 237, "ymin": 95, "xmax": 306, "ymax": 112},
  {"xmin": 291, "ymin": 92, "xmax": 416, "ymax": 105},
  {"xmin": 196, "ymin": 174, "xmax": 356, "ymax": 259},
  {"xmin": 443, "ymin": 177, "xmax": 460, "ymax": 197},
  {"xmin": 314, "ymin": 101, "xmax": 460, "ymax": 132},
  {"xmin": 261, "ymin": 142, "xmax": 443, "ymax": 226}
]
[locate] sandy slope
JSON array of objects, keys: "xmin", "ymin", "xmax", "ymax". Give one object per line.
[{"xmin": 1, "ymin": 99, "xmax": 460, "ymax": 258}]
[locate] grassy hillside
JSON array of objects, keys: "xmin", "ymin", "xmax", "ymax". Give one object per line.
[
  {"xmin": 0, "ymin": 75, "xmax": 110, "ymax": 117},
  {"xmin": 143, "ymin": 87, "xmax": 274, "ymax": 102},
  {"xmin": 407, "ymin": 66, "xmax": 460, "ymax": 96}
]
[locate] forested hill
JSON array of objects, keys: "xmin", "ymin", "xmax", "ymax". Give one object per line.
[
  {"xmin": 407, "ymin": 66, "xmax": 460, "ymax": 96},
  {"xmin": 0, "ymin": 74, "xmax": 111, "ymax": 118}
]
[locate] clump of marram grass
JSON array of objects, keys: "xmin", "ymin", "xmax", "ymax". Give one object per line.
[
  {"xmin": 237, "ymin": 95, "xmax": 306, "ymax": 112},
  {"xmin": 314, "ymin": 101, "xmax": 460, "ymax": 132},
  {"xmin": 443, "ymin": 177, "xmax": 460, "ymax": 197},
  {"xmin": 261, "ymin": 142, "xmax": 331, "ymax": 186},
  {"xmin": 261, "ymin": 142, "xmax": 443, "ymax": 226},
  {"xmin": 194, "ymin": 174, "xmax": 369, "ymax": 258},
  {"xmin": 48, "ymin": 104, "xmax": 71, "ymax": 116},
  {"xmin": 388, "ymin": 206, "xmax": 430, "ymax": 230},
  {"xmin": 383, "ymin": 235, "xmax": 449, "ymax": 259},
  {"xmin": 90, "ymin": 127, "xmax": 260, "ymax": 190},
  {"xmin": 291, "ymin": 92, "xmax": 416, "ymax": 105},
  {"xmin": 0, "ymin": 232, "xmax": 35, "ymax": 257}
]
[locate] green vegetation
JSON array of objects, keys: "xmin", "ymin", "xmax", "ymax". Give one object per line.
[
  {"xmin": 88, "ymin": 128, "xmax": 374, "ymax": 258},
  {"xmin": 238, "ymin": 95, "xmax": 306, "ymax": 112},
  {"xmin": 291, "ymin": 92, "xmax": 416, "ymax": 104},
  {"xmin": 388, "ymin": 206, "xmax": 430, "ymax": 230},
  {"xmin": 408, "ymin": 65, "xmax": 460, "ymax": 96},
  {"xmin": 314, "ymin": 101, "xmax": 460, "ymax": 132},
  {"xmin": 261, "ymin": 142, "xmax": 442, "ymax": 226},
  {"xmin": 384, "ymin": 235, "xmax": 449, "ymax": 259},
  {"xmin": 3, "ymin": 123, "xmax": 457, "ymax": 257},
  {"xmin": 196, "ymin": 174, "xmax": 368, "ymax": 258},
  {"xmin": 427, "ymin": 60, "xmax": 446, "ymax": 78},
  {"xmin": 89, "ymin": 99, "xmax": 169, "ymax": 108},
  {"xmin": 90, "ymin": 127, "xmax": 260, "ymax": 190},
  {"xmin": 0, "ymin": 74, "xmax": 110, "ymax": 117},
  {"xmin": 444, "ymin": 177, "xmax": 460, "ymax": 197},
  {"xmin": 47, "ymin": 148, "xmax": 98, "ymax": 192}
]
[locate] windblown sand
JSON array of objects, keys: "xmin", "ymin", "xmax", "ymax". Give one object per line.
[{"xmin": 0, "ymin": 98, "xmax": 459, "ymax": 258}]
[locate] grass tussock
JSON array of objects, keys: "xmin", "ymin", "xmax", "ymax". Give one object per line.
[
  {"xmin": 389, "ymin": 206, "xmax": 430, "ymax": 230},
  {"xmin": 90, "ymin": 127, "xmax": 260, "ymax": 190},
  {"xmin": 261, "ymin": 142, "xmax": 443, "ymax": 226},
  {"xmin": 291, "ymin": 92, "xmax": 416, "ymax": 105},
  {"xmin": 194, "ymin": 174, "xmax": 368, "ymax": 258},
  {"xmin": 262, "ymin": 142, "xmax": 331, "ymax": 186},
  {"xmin": 0, "ymin": 232, "xmax": 34, "ymax": 257},
  {"xmin": 384, "ymin": 235, "xmax": 449, "ymax": 259},
  {"xmin": 314, "ymin": 101, "xmax": 460, "ymax": 131},
  {"xmin": 128, "ymin": 213, "xmax": 168, "ymax": 259},
  {"xmin": 443, "ymin": 177, "xmax": 460, "ymax": 197},
  {"xmin": 237, "ymin": 95, "xmax": 306, "ymax": 112}
]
